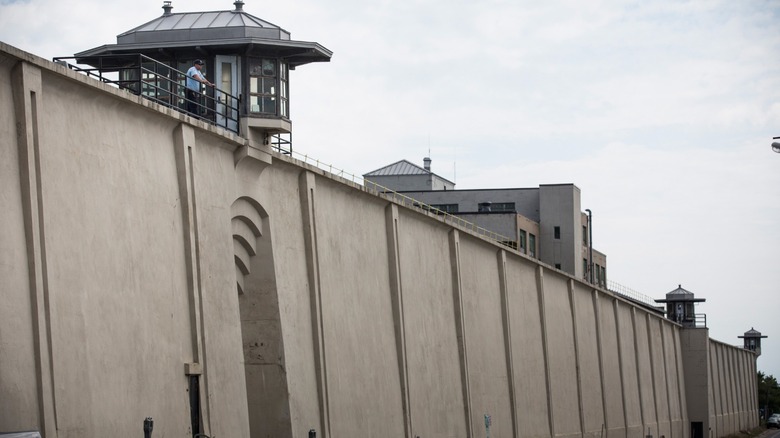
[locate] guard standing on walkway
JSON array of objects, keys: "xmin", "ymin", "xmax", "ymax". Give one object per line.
[{"xmin": 185, "ymin": 59, "xmax": 214, "ymax": 116}]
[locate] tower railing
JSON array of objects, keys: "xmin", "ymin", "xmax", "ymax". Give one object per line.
[{"xmin": 52, "ymin": 54, "xmax": 240, "ymax": 134}]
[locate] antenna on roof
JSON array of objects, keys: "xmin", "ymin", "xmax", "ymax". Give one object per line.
[{"xmin": 454, "ymin": 145, "xmax": 457, "ymax": 184}]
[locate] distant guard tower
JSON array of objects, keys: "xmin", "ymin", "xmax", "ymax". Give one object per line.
[
  {"xmin": 70, "ymin": 1, "xmax": 331, "ymax": 147},
  {"xmin": 738, "ymin": 328, "xmax": 767, "ymax": 356},
  {"xmin": 655, "ymin": 284, "xmax": 706, "ymax": 328}
]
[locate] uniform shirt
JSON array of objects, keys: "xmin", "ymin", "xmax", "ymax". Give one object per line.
[{"xmin": 186, "ymin": 66, "xmax": 206, "ymax": 91}]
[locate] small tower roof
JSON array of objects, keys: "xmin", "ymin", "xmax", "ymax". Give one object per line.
[
  {"xmin": 654, "ymin": 284, "xmax": 706, "ymax": 303},
  {"xmin": 738, "ymin": 327, "xmax": 768, "ymax": 339},
  {"xmin": 75, "ymin": 1, "xmax": 331, "ymax": 68}
]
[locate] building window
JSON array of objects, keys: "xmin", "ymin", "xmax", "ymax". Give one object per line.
[
  {"xmin": 583, "ymin": 225, "xmax": 587, "ymax": 244},
  {"xmin": 554, "ymin": 226, "xmax": 561, "ymax": 239},
  {"xmin": 595, "ymin": 263, "xmax": 601, "ymax": 285},
  {"xmin": 600, "ymin": 266, "xmax": 606, "ymax": 286},
  {"xmin": 279, "ymin": 61, "xmax": 288, "ymax": 117},
  {"xmin": 430, "ymin": 204, "xmax": 459, "ymax": 214},
  {"xmin": 249, "ymin": 58, "xmax": 288, "ymax": 116},
  {"xmin": 555, "ymin": 263, "xmax": 561, "ymax": 269},
  {"xmin": 491, "ymin": 202, "xmax": 516, "ymax": 212},
  {"xmin": 529, "ymin": 234, "xmax": 536, "ymax": 258},
  {"xmin": 583, "ymin": 259, "xmax": 588, "ymax": 279},
  {"xmin": 501, "ymin": 241, "xmax": 518, "ymax": 250},
  {"xmin": 519, "ymin": 230, "xmax": 527, "ymax": 254}
]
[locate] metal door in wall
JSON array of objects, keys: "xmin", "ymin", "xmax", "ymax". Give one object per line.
[{"xmin": 215, "ymin": 55, "xmax": 239, "ymax": 132}]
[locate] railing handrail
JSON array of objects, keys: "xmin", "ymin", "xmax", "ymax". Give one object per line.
[
  {"xmin": 52, "ymin": 54, "xmax": 240, "ymax": 133},
  {"xmin": 607, "ymin": 279, "xmax": 660, "ymax": 308},
  {"xmin": 285, "ymin": 150, "xmax": 515, "ymax": 244}
]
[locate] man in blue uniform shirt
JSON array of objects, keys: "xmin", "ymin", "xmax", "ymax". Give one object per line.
[{"xmin": 186, "ymin": 59, "xmax": 214, "ymax": 116}]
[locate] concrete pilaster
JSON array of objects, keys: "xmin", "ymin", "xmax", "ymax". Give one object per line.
[
  {"xmin": 448, "ymin": 229, "xmax": 474, "ymax": 438},
  {"xmin": 12, "ymin": 60, "xmax": 57, "ymax": 438},
  {"xmin": 647, "ymin": 315, "xmax": 661, "ymax": 438},
  {"xmin": 631, "ymin": 308, "xmax": 647, "ymax": 438},
  {"xmin": 498, "ymin": 250, "xmax": 520, "ymax": 438},
  {"xmin": 568, "ymin": 280, "xmax": 586, "ymax": 438},
  {"xmin": 660, "ymin": 322, "xmax": 674, "ymax": 438},
  {"xmin": 299, "ymin": 171, "xmax": 331, "ymax": 438},
  {"xmin": 172, "ymin": 123, "xmax": 212, "ymax": 434},
  {"xmin": 593, "ymin": 291, "xmax": 609, "ymax": 437},
  {"xmin": 614, "ymin": 300, "xmax": 630, "ymax": 438},
  {"xmin": 385, "ymin": 204, "xmax": 413, "ymax": 438},
  {"xmin": 536, "ymin": 266, "xmax": 556, "ymax": 438}
]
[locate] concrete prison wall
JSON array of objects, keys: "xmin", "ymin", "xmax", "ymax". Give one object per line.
[
  {"xmin": 262, "ymin": 153, "xmax": 699, "ymax": 438},
  {"xmin": 0, "ymin": 42, "xmax": 759, "ymax": 438}
]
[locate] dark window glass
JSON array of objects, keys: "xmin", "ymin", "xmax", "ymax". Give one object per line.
[{"xmin": 430, "ymin": 204, "xmax": 459, "ymax": 213}]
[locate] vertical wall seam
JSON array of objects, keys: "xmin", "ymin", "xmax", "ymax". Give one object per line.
[
  {"xmin": 497, "ymin": 250, "xmax": 519, "ymax": 438},
  {"xmin": 385, "ymin": 204, "xmax": 412, "ymax": 437},
  {"xmin": 536, "ymin": 266, "xmax": 555, "ymax": 438},
  {"xmin": 449, "ymin": 230, "xmax": 474, "ymax": 438}
]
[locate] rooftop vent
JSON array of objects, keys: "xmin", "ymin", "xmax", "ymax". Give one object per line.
[
  {"xmin": 233, "ymin": 0, "xmax": 245, "ymax": 12},
  {"xmin": 423, "ymin": 157, "xmax": 431, "ymax": 171},
  {"xmin": 162, "ymin": 1, "xmax": 173, "ymax": 16}
]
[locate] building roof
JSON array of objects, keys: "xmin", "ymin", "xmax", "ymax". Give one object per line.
[
  {"xmin": 364, "ymin": 160, "xmax": 428, "ymax": 176},
  {"xmin": 363, "ymin": 159, "xmax": 455, "ymax": 184},
  {"xmin": 74, "ymin": 1, "xmax": 331, "ymax": 67}
]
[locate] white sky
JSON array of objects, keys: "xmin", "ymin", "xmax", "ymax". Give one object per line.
[{"xmin": 1, "ymin": 0, "xmax": 779, "ymax": 377}]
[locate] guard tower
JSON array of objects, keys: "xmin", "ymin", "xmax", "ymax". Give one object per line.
[
  {"xmin": 71, "ymin": 1, "xmax": 331, "ymax": 146},
  {"xmin": 655, "ymin": 284, "xmax": 706, "ymax": 328},
  {"xmin": 738, "ymin": 328, "xmax": 767, "ymax": 356}
]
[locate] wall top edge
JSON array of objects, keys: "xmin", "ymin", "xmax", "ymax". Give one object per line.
[{"xmin": 0, "ymin": 41, "xmax": 245, "ymax": 148}]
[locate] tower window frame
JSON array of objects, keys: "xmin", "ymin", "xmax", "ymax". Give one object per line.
[{"xmin": 248, "ymin": 58, "xmax": 289, "ymax": 117}]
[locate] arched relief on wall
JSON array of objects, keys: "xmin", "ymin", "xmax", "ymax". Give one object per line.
[
  {"xmin": 231, "ymin": 197, "xmax": 266, "ymax": 295},
  {"xmin": 229, "ymin": 196, "xmax": 292, "ymax": 438}
]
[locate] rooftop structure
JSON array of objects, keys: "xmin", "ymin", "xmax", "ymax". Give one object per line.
[{"xmin": 364, "ymin": 158, "xmax": 607, "ymax": 285}]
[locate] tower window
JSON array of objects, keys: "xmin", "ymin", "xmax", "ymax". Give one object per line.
[
  {"xmin": 554, "ymin": 226, "xmax": 561, "ymax": 239},
  {"xmin": 248, "ymin": 58, "xmax": 288, "ymax": 116}
]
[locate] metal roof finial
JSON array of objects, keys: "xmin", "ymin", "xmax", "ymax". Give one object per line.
[
  {"xmin": 162, "ymin": 1, "xmax": 173, "ymax": 16},
  {"xmin": 234, "ymin": 0, "xmax": 245, "ymax": 12}
]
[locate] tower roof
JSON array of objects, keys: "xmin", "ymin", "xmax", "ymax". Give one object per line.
[
  {"xmin": 654, "ymin": 284, "xmax": 706, "ymax": 303},
  {"xmin": 738, "ymin": 327, "xmax": 768, "ymax": 339},
  {"xmin": 75, "ymin": 1, "xmax": 331, "ymax": 68}
]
